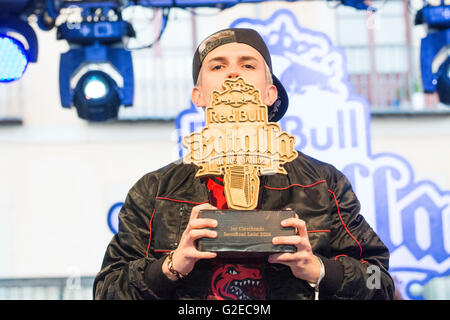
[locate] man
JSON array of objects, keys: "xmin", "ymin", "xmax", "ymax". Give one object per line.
[{"xmin": 93, "ymin": 28, "xmax": 395, "ymax": 300}]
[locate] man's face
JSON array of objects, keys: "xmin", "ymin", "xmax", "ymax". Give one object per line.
[{"xmin": 192, "ymin": 42, "xmax": 278, "ymax": 108}]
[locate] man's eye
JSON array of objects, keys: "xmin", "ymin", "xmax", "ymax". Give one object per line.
[
  {"xmin": 243, "ymin": 64, "xmax": 255, "ymax": 69},
  {"xmin": 212, "ymin": 65, "xmax": 224, "ymax": 70}
]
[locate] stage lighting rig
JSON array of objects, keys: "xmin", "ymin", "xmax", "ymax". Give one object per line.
[
  {"xmin": 0, "ymin": 0, "xmax": 377, "ymax": 120},
  {"xmin": 131, "ymin": 0, "xmax": 375, "ymax": 11},
  {"xmin": 0, "ymin": 0, "xmax": 39, "ymax": 82},
  {"xmin": 53, "ymin": 0, "xmax": 136, "ymax": 121},
  {"xmin": 415, "ymin": 0, "xmax": 450, "ymax": 105}
]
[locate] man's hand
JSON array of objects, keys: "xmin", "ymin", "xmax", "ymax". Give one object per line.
[
  {"xmin": 162, "ymin": 203, "xmax": 218, "ymax": 281},
  {"xmin": 268, "ymin": 217, "xmax": 322, "ymax": 284}
]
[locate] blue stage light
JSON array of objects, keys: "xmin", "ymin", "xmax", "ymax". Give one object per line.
[
  {"xmin": 415, "ymin": 2, "xmax": 450, "ymax": 105},
  {"xmin": 59, "ymin": 43, "xmax": 134, "ymax": 121},
  {"xmin": 0, "ymin": 34, "xmax": 29, "ymax": 82},
  {"xmin": 83, "ymin": 73, "xmax": 110, "ymax": 100},
  {"xmin": 73, "ymin": 70, "xmax": 121, "ymax": 122}
]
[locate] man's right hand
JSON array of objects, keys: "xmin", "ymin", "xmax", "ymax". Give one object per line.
[{"xmin": 162, "ymin": 203, "xmax": 218, "ymax": 281}]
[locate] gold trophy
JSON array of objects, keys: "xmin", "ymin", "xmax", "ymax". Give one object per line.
[{"xmin": 183, "ymin": 77, "xmax": 298, "ymax": 257}]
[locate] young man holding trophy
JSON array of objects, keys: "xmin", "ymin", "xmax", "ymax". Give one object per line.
[{"xmin": 94, "ymin": 28, "xmax": 395, "ymax": 300}]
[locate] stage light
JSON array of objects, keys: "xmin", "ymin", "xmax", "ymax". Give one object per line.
[
  {"xmin": 415, "ymin": 1, "xmax": 450, "ymax": 105},
  {"xmin": 0, "ymin": 34, "xmax": 29, "ymax": 82},
  {"xmin": 59, "ymin": 43, "xmax": 134, "ymax": 122},
  {"xmin": 37, "ymin": 0, "xmax": 375, "ymax": 121},
  {"xmin": 73, "ymin": 70, "xmax": 121, "ymax": 121},
  {"xmin": 83, "ymin": 72, "xmax": 110, "ymax": 100},
  {"xmin": 0, "ymin": 0, "xmax": 39, "ymax": 83},
  {"xmin": 55, "ymin": 1, "xmax": 135, "ymax": 121}
]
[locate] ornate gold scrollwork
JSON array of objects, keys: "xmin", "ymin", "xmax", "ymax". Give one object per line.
[{"xmin": 183, "ymin": 77, "xmax": 297, "ymax": 210}]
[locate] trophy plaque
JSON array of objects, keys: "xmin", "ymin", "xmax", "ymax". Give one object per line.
[
  {"xmin": 197, "ymin": 209, "xmax": 297, "ymax": 257},
  {"xmin": 182, "ymin": 77, "xmax": 298, "ymax": 256}
]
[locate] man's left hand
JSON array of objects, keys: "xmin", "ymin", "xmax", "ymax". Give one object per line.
[{"xmin": 268, "ymin": 217, "xmax": 321, "ymax": 284}]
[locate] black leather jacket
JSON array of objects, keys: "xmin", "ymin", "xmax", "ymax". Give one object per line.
[{"xmin": 93, "ymin": 152, "xmax": 395, "ymax": 300}]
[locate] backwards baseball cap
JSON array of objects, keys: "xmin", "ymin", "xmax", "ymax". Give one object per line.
[{"xmin": 192, "ymin": 28, "xmax": 288, "ymax": 122}]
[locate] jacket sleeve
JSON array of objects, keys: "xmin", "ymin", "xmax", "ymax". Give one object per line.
[
  {"xmin": 319, "ymin": 173, "xmax": 395, "ymax": 300},
  {"xmin": 93, "ymin": 174, "xmax": 178, "ymax": 300}
]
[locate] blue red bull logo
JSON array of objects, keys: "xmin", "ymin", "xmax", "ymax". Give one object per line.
[{"xmin": 173, "ymin": 9, "xmax": 450, "ymax": 300}]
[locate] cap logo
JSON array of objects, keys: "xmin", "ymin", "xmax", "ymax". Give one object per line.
[{"xmin": 198, "ymin": 30, "xmax": 237, "ymax": 62}]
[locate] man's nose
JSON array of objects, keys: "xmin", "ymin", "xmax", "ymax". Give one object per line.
[{"xmin": 227, "ymin": 71, "xmax": 240, "ymax": 79}]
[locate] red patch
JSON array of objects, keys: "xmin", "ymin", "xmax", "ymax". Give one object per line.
[{"xmin": 209, "ymin": 264, "xmax": 265, "ymax": 300}]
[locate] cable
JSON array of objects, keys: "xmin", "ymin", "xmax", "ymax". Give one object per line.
[{"xmin": 126, "ymin": 7, "xmax": 170, "ymax": 50}]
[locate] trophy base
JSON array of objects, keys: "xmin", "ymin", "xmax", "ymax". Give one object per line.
[{"xmin": 196, "ymin": 209, "xmax": 297, "ymax": 258}]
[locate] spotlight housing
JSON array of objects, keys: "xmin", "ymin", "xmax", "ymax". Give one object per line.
[
  {"xmin": 59, "ymin": 43, "xmax": 134, "ymax": 122},
  {"xmin": 73, "ymin": 70, "xmax": 121, "ymax": 121},
  {"xmin": 56, "ymin": 1, "xmax": 135, "ymax": 121},
  {"xmin": 415, "ymin": 2, "xmax": 450, "ymax": 105}
]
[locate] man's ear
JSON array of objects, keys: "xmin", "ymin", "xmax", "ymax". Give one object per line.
[
  {"xmin": 263, "ymin": 84, "xmax": 278, "ymax": 107},
  {"xmin": 192, "ymin": 86, "xmax": 204, "ymax": 107}
]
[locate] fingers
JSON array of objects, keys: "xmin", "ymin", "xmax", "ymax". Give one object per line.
[
  {"xmin": 194, "ymin": 251, "xmax": 217, "ymax": 260},
  {"xmin": 186, "ymin": 203, "xmax": 218, "ymax": 233},
  {"xmin": 268, "ymin": 245, "xmax": 312, "ymax": 263},
  {"xmin": 190, "ymin": 203, "xmax": 217, "ymax": 221},
  {"xmin": 281, "ymin": 217, "xmax": 307, "ymax": 238},
  {"xmin": 283, "ymin": 208, "xmax": 298, "ymax": 219},
  {"xmin": 274, "ymin": 217, "xmax": 310, "ymax": 251},
  {"xmin": 268, "ymin": 252, "xmax": 292, "ymax": 263},
  {"xmin": 180, "ymin": 202, "xmax": 218, "ymax": 250},
  {"xmin": 189, "ymin": 218, "xmax": 217, "ymax": 229},
  {"xmin": 268, "ymin": 217, "xmax": 312, "ymax": 267},
  {"xmin": 272, "ymin": 235, "xmax": 307, "ymax": 247},
  {"xmin": 179, "ymin": 246, "xmax": 218, "ymax": 260},
  {"xmin": 189, "ymin": 228, "xmax": 217, "ymax": 240},
  {"xmin": 168, "ymin": 203, "xmax": 219, "ymax": 275},
  {"xmin": 268, "ymin": 251, "xmax": 310, "ymax": 264}
]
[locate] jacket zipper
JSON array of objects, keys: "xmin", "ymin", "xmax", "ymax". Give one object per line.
[
  {"xmin": 173, "ymin": 178, "xmax": 211, "ymax": 248},
  {"xmin": 174, "ymin": 206, "xmax": 184, "ymax": 248}
]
